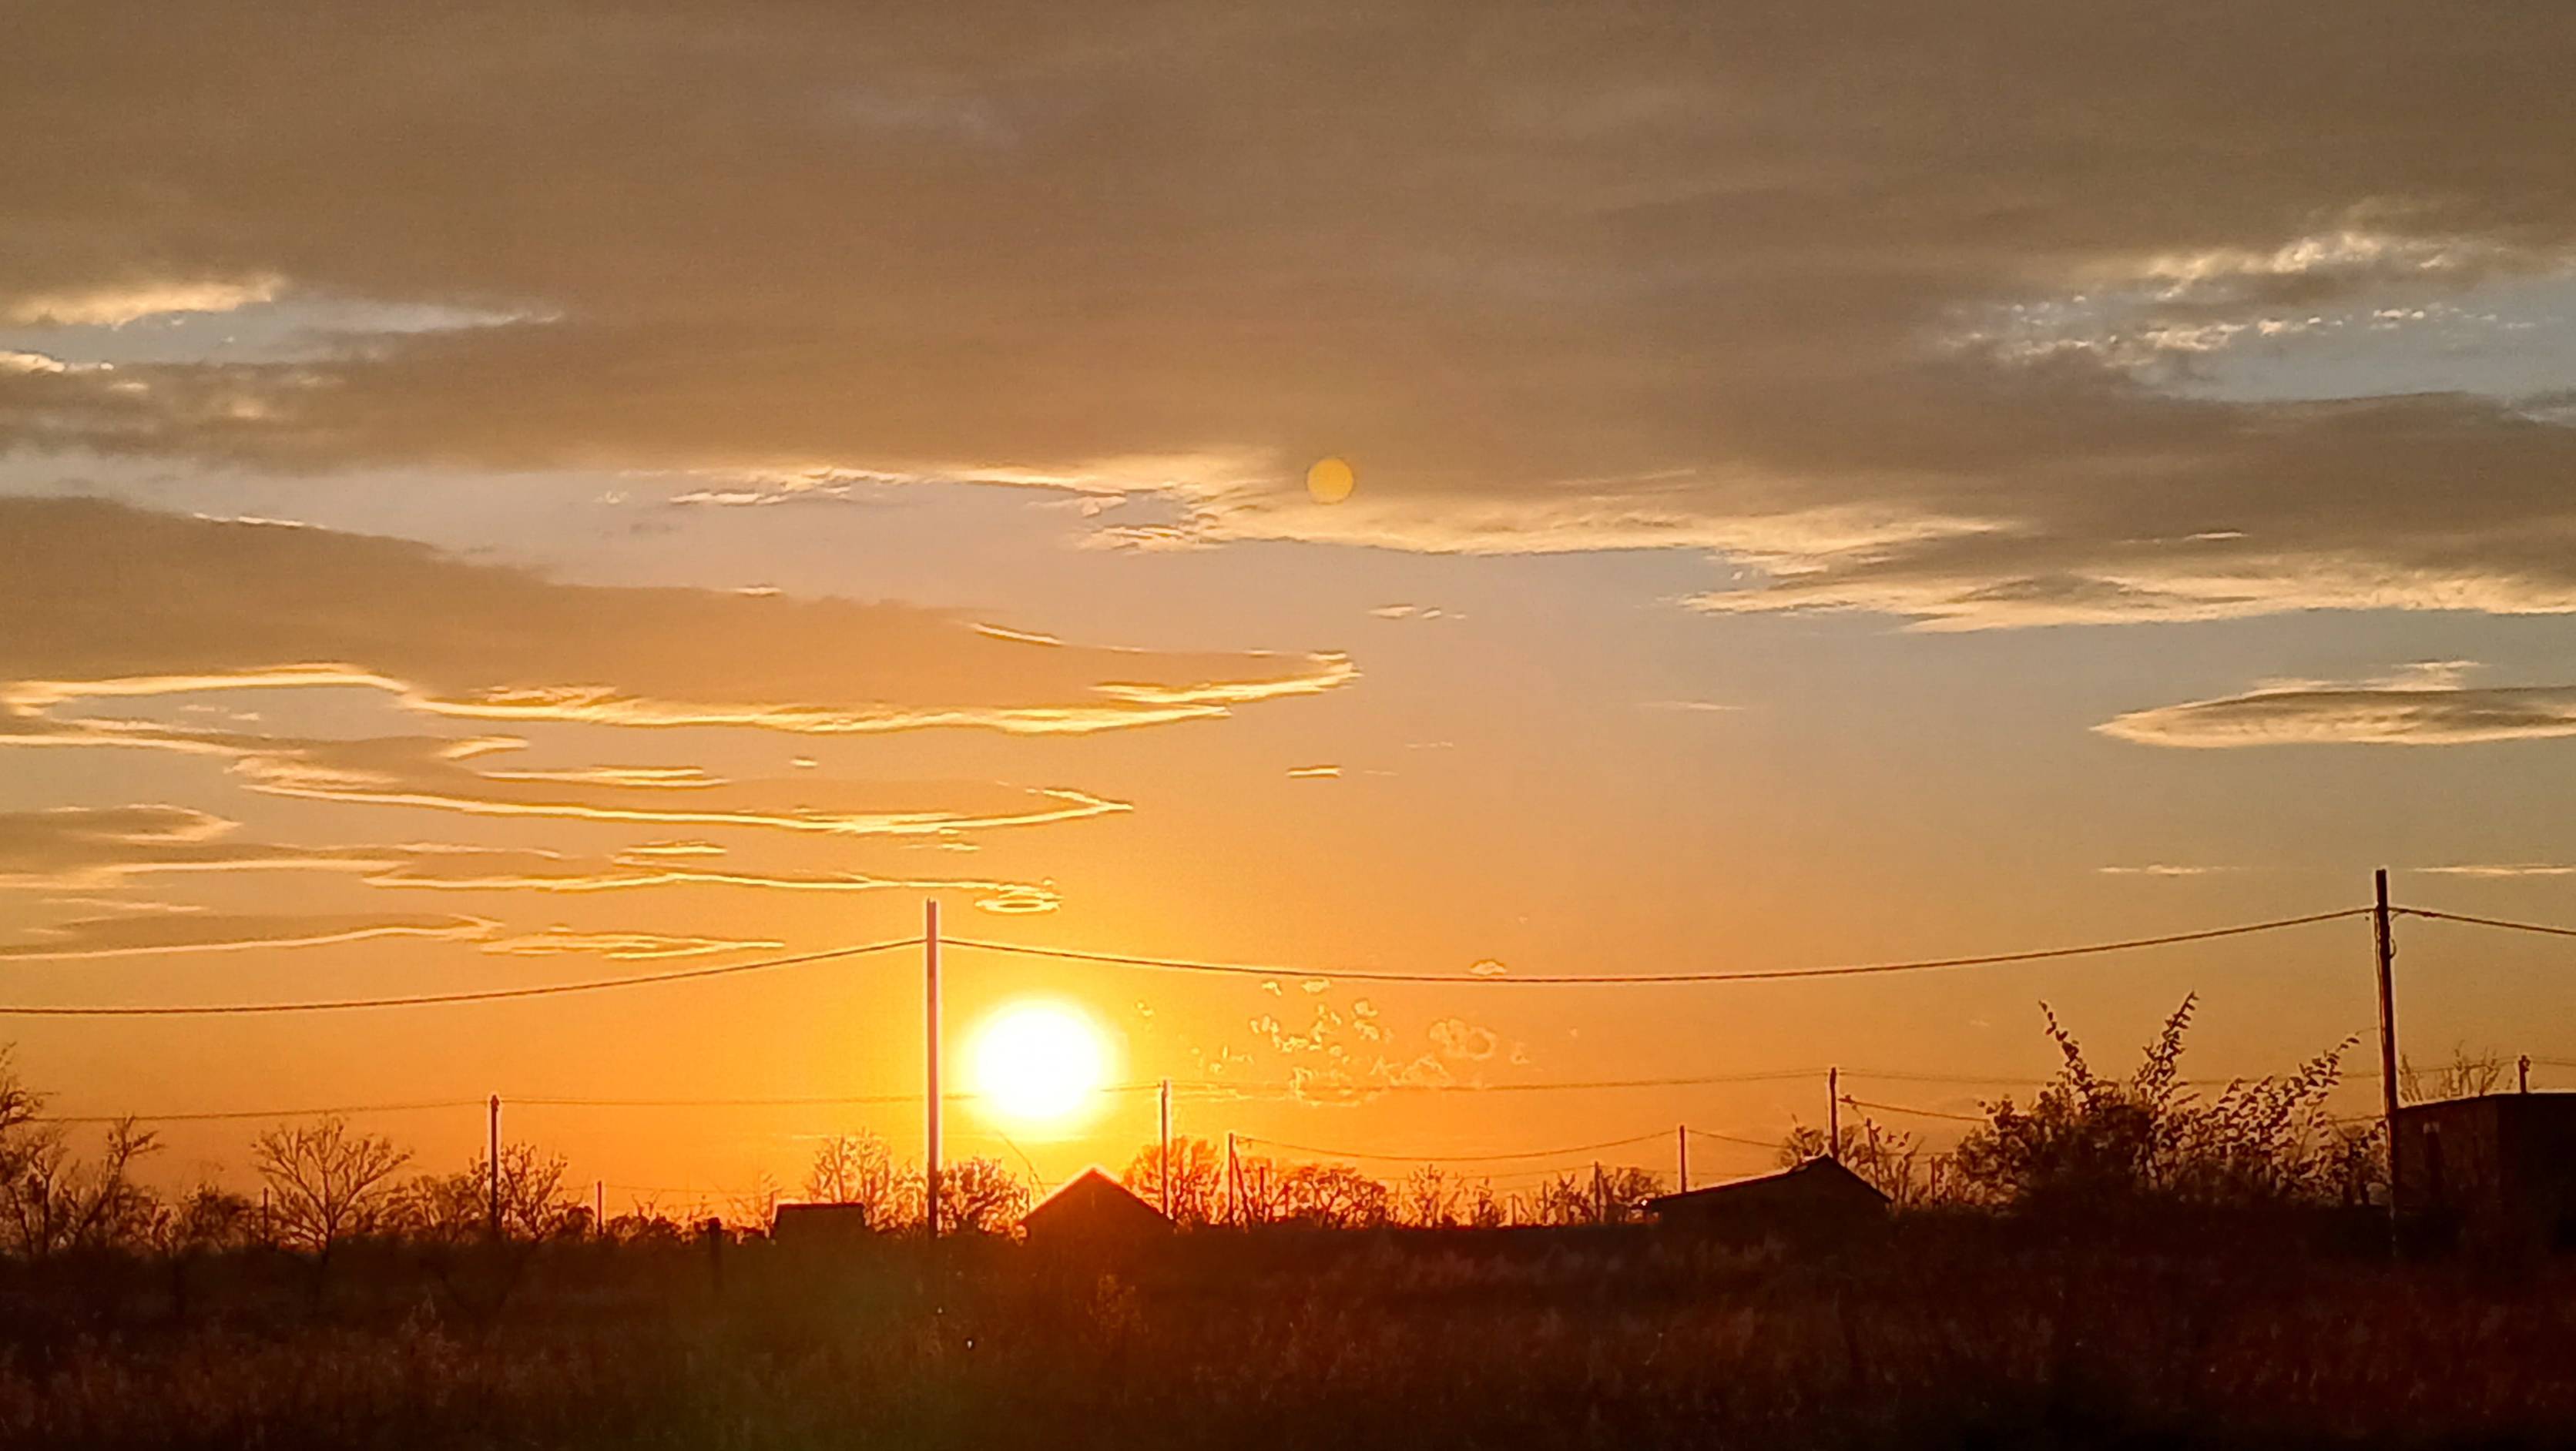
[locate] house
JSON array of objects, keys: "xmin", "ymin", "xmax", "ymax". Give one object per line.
[
  {"xmin": 1645, "ymin": 1156, "xmax": 1889, "ymax": 1240},
  {"xmin": 1021, "ymin": 1168, "xmax": 1172, "ymax": 1251},
  {"xmin": 2393, "ymin": 1092, "xmax": 2576, "ymax": 1255},
  {"xmin": 770, "ymin": 1201, "xmax": 882, "ymax": 1248}
]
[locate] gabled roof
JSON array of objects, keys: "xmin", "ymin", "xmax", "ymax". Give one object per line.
[
  {"xmin": 1645, "ymin": 1154, "xmax": 1889, "ymax": 1213},
  {"xmin": 1021, "ymin": 1168, "xmax": 1173, "ymax": 1236}
]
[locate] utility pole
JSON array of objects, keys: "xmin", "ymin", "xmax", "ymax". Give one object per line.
[
  {"xmin": 487, "ymin": 1093, "xmax": 501, "ymax": 1242},
  {"xmin": 2373, "ymin": 868, "xmax": 2401, "ymax": 1232},
  {"xmin": 595, "ymin": 1179, "xmax": 605, "ymax": 1235},
  {"xmin": 1159, "ymin": 1077, "xmax": 1173, "ymax": 1220},
  {"xmin": 2520, "ymin": 1054, "xmax": 2531, "ymax": 1094},
  {"xmin": 1827, "ymin": 1067, "xmax": 1840, "ymax": 1160},
  {"xmin": 1592, "ymin": 1161, "xmax": 1605, "ymax": 1225},
  {"xmin": 1677, "ymin": 1124, "xmax": 1689, "ymax": 1194},
  {"xmin": 1226, "ymin": 1131, "xmax": 1239, "ymax": 1227},
  {"xmin": 924, "ymin": 899, "xmax": 943, "ymax": 1240}
]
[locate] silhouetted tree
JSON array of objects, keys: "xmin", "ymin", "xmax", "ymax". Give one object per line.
[
  {"xmin": 1954, "ymin": 997, "xmax": 2371, "ymax": 1209},
  {"xmin": 252, "ymin": 1118, "xmax": 411, "ymax": 1255},
  {"xmin": 1278, "ymin": 1163, "xmax": 1390, "ymax": 1228},
  {"xmin": 1122, "ymin": 1136, "xmax": 1223, "ymax": 1225},
  {"xmin": 1396, "ymin": 1164, "xmax": 1464, "ymax": 1227},
  {"xmin": 392, "ymin": 1143, "xmax": 579, "ymax": 1242},
  {"xmin": 2, "ymin": 1116, "xmax": 162, "ymax": 1257},
  {"xmin": 2401, "ymin": 1044, "xmax": 2508, "ymax": 1104},
  {"xmin": 934, "ymin": 1157, "xmax": 1030, "ymax": 1234},
  {"xmin": 803, "ymin": 1131, "xmax": 911, "ymax": 1228}
]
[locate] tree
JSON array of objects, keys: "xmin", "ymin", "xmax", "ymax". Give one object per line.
[
  {"xmin": 1778, "ymin": 1118, "xmax": 1944, "ymax": 1208},
  {"xmin": 252, "ymin": 1118, "xmax": 411, "ymax": 1255},
  {"xmin": 2401, "ymin": 1044, "xmax": 2508, "ymax": 1104},
  {"xmin": 1, "ymin": 1117, "xmax": 163, "ymax": 1257},
  {"xmin": 1953, "ymin": 997, "xmax": 2368, "ymax": 1210},
  {"xmin": 1276, "ymin": 1162, "xmax": 1390, "ymax": 1228},
  {"xmin": 803, "ymin": 1131, "xmax": 911, "ymax": 1228},
  {"xmin": 391, "ymin": 1143, "xmax": 579, "ymax": 1242},
  {"xmin": 1121, "ymin": 1136, "xmax": 1223, "ymax": 1225},
  {"xmin": 934, "ymin": 1157, "xmax": 1030, "ymax": 1234}
]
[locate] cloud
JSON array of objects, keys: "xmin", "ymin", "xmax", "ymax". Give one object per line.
[
  {"xmin": 0, "ymin": 804, "xmax": 1064, "ymax": 912},
  {"xmin": 0, "ymin": 499, "xmax": 1352, "ymax": 739},
  {"xmin": 1285, "ymin": 765, "xmax": 1340, "ymax": 779},
  {"xmin": 2097, "ymin": 864, "xmax": 2239, "ymax": 877},
  {"xmin": 2, "ymin": 6, "xmax": 2574, "ymax": 626},
  {"xmin": 2101, "ymin": 677, "xmax": 2576, "ymax": 749},
  {"xmin": 0, "ymin": 910, "xmax": 486, "ymax": 961},
  {"xmin": 2410, "ymin": 863, "xmax": 2576, "ymax": 879},
  {"xmin": 5, "ymin": 275, "xmax": 283, "ymax": 326},
  {"xmin": 478, "ymin": 927, "xmax": 782, "ymax": 960}
]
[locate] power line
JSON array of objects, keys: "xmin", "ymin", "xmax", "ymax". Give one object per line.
[
  {"xmin": 945, "ymin": 907, "xmax": 2369, "ymax": 985},
  {"xmin": 2396, "ymin": 906, "xmax": 2576, "ymax": 940},
  {"xmin": 0, "ymin": 936, "xmax": 924, "ymax": 1017},
  {"xmin": 1239, "ymin": 1129, "xmax": 1670, "ymax": 1164},
  {"xmin": 1685, "ymin": 1127, "xmax": 1784, "ymax": 1149},
  {"xmin": 37, "ymin": 1099, "xmax": 482, "ymax": 1125},
  {"xmin": 1839, "ymin": 1095, "xmax": 1984, "ymax": 1124}
]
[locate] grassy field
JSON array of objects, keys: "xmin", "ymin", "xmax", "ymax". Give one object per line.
[{"xmin": 2, "ymin": 1217, "xmax": 2571, "ymax": 1450}]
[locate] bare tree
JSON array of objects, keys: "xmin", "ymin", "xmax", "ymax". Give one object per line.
[
  {"xmin": 252, "ymin": 1118, "xmax": 411, "ymax": 1255},
  {"xmin": 1, "ymin": 1117, "xmax": 163, "ymax": 1257},
  {"xmin": 802, "ymin": 1131, "xmax": 911, "ymax": 1228},
  {"xmin": 1121, "ymin": 1136, "xmax": 1223, "ymax": 1225},
  {"xmin": 391, "ymin": 1143, "xmax": 579, "ymax": 1242},
  {"xmin": 2401, "ymin": 1044, "xmax": 2508, "ymax": 1104},
  {"xmin": 933, "ymin": 1156, "xmax": 1030, "ymax": 1234},
  {"xmin": 1276, "ymin": 1162, "xmax": 1389, "ymax": 1228}
]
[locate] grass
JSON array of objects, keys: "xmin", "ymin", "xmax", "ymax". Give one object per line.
[{"xmin": 2, "ymin": 1218, "xmax": 2572, "ymax": 1449}]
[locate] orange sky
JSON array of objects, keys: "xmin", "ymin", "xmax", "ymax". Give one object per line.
[{"xmin": 2, "ymin": 2, "xmax": 2574, "ymax": 1208}]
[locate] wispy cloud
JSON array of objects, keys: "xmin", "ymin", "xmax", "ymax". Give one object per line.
[
  {"xmin": 0, "ymin": 911, "xmax": 486, "ymax": 961},
  {"xmin": 2101, "ymin": 665, "xmax": 2576, "ymax": 748}
]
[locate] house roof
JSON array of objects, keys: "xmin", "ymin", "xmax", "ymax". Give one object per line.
[
  {"xmin": 1021, "ymin": 1168, "xmax": 1173, "ymax": 1236},
  {"xmin": 1645, "ymin": 1155, "xmax": 1889, "ymax": 1213}
]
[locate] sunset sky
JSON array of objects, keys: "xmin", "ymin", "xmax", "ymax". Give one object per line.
[{"xmin": 4, "ymin": 2, "xmax": 2573, "ymax": 1205}]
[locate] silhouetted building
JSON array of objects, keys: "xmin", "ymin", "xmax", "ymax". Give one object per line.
[
  {"xmin": 1645, "ymin": 1157, "xmax": 1888, "ymax": 1240},
  {"xmin": 770, "ymin": 1202, "xmax": 880, "ymax": 1248},
  {"xmin": 2393, "ymin": 1092, "xmax": 2576, "ymax": 1255},
  {"xmin": 1021, "ymin": 1168, "xmax": 1172, "ymax": 1251}
]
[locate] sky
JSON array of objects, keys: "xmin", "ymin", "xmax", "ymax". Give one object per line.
[{"xmin": 2, "ymin": 2, "xmax": 2573, "ymax": 1207}]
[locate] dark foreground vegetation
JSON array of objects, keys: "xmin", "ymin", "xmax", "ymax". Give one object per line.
[
  {"xmin": 0, "ymin": 1000, "xmax": 2561, "ymax": 1449},
  {"xmin": 5, "ymin": 1220, "xmax": 2575, "ymax": 1450}
]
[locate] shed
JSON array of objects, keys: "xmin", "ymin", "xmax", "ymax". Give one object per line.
[
  {"xmin": 2393, "ymin": 1092, "xmax": 2576, "ymax": 1255},
  {"xmin": 1645, "ymin": 1157, "xmax": 1889, "ymax": 1240},
  {"xmin": 770, "ymin": 1201, "xmax": 882, "ymax": 1248},
  {"xmin": 1021, "ymin": 1168, "xmax": 1172, "ymax": 1250}
]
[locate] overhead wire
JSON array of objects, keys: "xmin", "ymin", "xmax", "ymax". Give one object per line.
[
  {"xmin": 0, "ymin": 935, "xmax": 924, "ymax": 1016},
  {"xmin": 2396, "ymin": 906, "xmax": 2576, "ymax": 940},
  {"xmin": 944, "ymin": 906, "xmax": 2370, "ymax": 985},
  {"xmin": 1238, "ymin": 1129, "xmax": 1671, "ymax": 1164}
]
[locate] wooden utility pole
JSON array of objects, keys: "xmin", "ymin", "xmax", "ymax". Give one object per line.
[
  {"xmin": 924, "ymin": 899, "xmax": 943, "ymax": 1240},
  {"xmin": 595, "ymin": 1179, "xmax": 605, "ymax": 1235},
  {"xmin": 1592, "ymin": 1161, "xmax": 1605, "ymax": 1225},
  {"xmin": 1827, "ymin": 1067, "xmax": 1840, "ymax": 1160},
  {"xmin": 1158, "ymin": 1077, "xmax": 1173, "ymax": 1220},
  {"xmin": 2373, "ymin": 868, "xmax": 2401, "ymax": 1231},
  {"xmin": 1677, "ymin": 1124, "xmax": 1689, "ymax": 1193},
  {"xmin": 1226, "ymin": 1131, "xmax": 1239, "ymax": 1226},
  {"xmin": 2520, "ymin": 1054, "xmax": 2531, "ymax": 1094},
  {"xmin": 487, "ymin": 1094, "xmax": 502, "ymax": 1241}
]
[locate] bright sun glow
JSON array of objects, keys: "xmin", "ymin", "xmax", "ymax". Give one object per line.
[{"xmin": 969, "ymin": 1000, "xmax": 1112, "ymax": 1125}]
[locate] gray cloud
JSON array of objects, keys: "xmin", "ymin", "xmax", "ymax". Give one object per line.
[
  {"xmin": 3, "ymin": 5, "xmax": 2574, "ymax": 625},
  {"xmin": 2101, "ymin": 682, "xmax": 2576, "ymax": 748}
]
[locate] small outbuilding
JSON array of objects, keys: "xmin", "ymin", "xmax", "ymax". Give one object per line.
[
  {"xmin": 2393, "ymin": 1091, "xmax": 2576, "ymax": 1255},
  {"xmin": 1645, "ymin": 1156, "xmax": 1889, "ymax": 1241},
  {"xmin": 1021, "ymin": 1168, "xmax": 1172, "ymax": 1252}
]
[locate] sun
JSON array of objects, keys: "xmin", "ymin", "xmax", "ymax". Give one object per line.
[{"xmin": 968, "ymin": 1000, "xmax": 1112, "ymax": 1126}]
